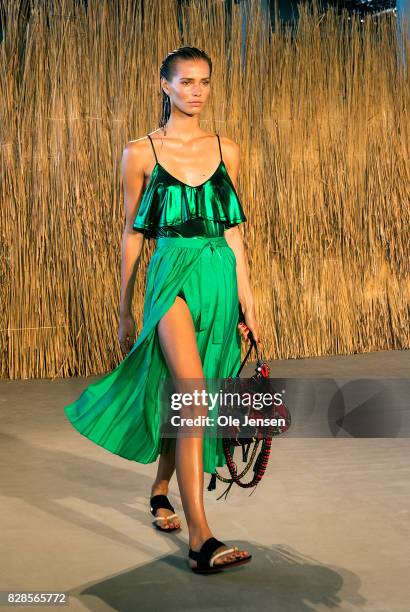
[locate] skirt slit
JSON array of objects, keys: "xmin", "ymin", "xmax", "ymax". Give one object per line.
[{"xmin": 64, "ymin": 236, "xmax": 240, "ymax": 474}]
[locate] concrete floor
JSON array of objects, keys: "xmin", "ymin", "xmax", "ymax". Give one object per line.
[{"xmin": 0, "ymin": 349, "xmax": 409, "ymax": 612}]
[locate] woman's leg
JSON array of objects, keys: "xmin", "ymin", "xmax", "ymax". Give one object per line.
[
  {"xmin": 157, "ymin": 295, "xmax": 249, "ymax": 567},
  {"xmin": 150, "ymin": 441, "xmax": 181, "ymax": 529}
]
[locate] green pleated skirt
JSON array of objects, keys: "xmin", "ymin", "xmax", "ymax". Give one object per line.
[{"xmin": 63, "ymin": 235, "xmax": 240, "ymax": 474}]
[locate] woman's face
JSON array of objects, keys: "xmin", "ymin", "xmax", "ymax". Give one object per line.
[{"xmin": 161, "ymin": 58, "xmax": 211, "ymax": 116}]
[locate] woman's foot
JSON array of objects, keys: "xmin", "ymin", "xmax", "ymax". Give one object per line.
[
  {"xmin": 188, "ymin": 534, "xmax": 251, "ymax": 570},
  {"xmin": 150, "ymin": 486, "xmax": 181, "ymax": 530}
]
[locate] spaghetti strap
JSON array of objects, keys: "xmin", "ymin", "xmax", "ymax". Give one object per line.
[
  {"xmin": 216, "ymin": 134, "xmax": 223, "ymax": 163},
  {"xmin": 147, "ymin": 134, "xmax": 158, "ymax": 163}
]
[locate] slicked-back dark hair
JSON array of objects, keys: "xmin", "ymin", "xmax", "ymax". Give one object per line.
[{"xmin": 159, "ymin": 46, "xmax": 212, "ymax": 134}]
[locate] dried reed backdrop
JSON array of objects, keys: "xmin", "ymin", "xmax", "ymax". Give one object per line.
[{"xmin": 0, "ymin": 0, "xmax": 409, "ymax": 379}]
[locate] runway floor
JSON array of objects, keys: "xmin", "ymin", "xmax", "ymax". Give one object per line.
[{"xmin": 1, "ymin": 349, "xmax": 409, "ymax": 612}]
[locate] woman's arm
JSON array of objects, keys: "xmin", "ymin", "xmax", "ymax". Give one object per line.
[
  {"xmin": 224, "ymin": 226, "xmax": 254, "ymax": 311},
  {"xmin": 222, "ymin": 138, "xmax": 260, "ymax": 344},
  {"xmin": 118, "ymin": 141, "xmax": 147, "ymax": 353}
]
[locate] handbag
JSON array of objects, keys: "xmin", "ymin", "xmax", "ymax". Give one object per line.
[{"xmin": 207, "ymin": 305, "xmax": 291, "ymax": 499}]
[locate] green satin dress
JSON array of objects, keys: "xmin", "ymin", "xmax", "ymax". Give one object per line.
[{"xmin": 64, "ymin": 134, "xmax": 247, "ymax": 474}]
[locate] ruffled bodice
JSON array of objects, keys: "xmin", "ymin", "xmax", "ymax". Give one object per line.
[{"xmin": 132, "ymin": 159, "xmax": 247, "ymax": 239}]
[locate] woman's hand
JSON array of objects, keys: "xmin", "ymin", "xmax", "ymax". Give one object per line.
[
  {"xmin": 118, "ymin": 312, "xmax": 136, "ymax": 356},
  {"xmin": 237, "ymin": 305, "xmax": 260, "ymax": 346}
]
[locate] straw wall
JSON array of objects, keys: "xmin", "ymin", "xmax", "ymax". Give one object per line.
[{"xmin": 0, "ymin": 0, "xmax": 408, "ymax": 379}]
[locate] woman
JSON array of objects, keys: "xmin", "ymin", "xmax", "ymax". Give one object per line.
[{"xmin": 64, "ymin": 46, "xmax": 260, "ymax": 574}]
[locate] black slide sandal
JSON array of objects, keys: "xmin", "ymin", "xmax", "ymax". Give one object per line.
[
  {"xmin": 149, "ymin": 494, "xmax": 181, "ymax": 532},
  {"xmin": 188, "ymin": 537, "xmax": 252, "ymax": 574}
]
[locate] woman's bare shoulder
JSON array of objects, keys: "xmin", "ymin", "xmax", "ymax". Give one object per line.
[
  {"xmin": 122, "ymin": 135, "xmax": 152, "ymax": 171},
  {"xmin": 218, "ymin": 135, "xmax": 240, "ymax": 170},
  {"xmin": 124, "ymin": 135, "xmax": 151, "ymax": 154}
]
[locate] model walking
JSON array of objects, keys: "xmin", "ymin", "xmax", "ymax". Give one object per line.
[{"xmin": 64, "ymin": 46, "xmax": 260, "ymax": 573}]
